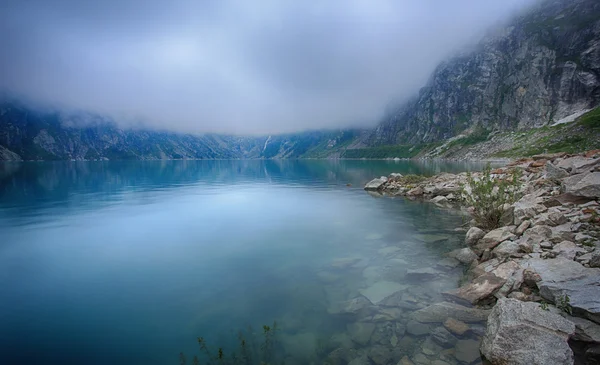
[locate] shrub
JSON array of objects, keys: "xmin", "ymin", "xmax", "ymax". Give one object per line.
[{"xmin": 462, "ymin": 164, "xmax": 521, "ymax": 229}]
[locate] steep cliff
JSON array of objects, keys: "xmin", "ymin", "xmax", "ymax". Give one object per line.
[{"xmin": 367, "ymin": 0, "xmax": 600, "ymax": 146}]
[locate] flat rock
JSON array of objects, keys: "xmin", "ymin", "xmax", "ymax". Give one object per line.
[
  {"xmin": 563, "ymin": 172, "xmax": 600, "ymax": 199},
  {"xmin": 564, "ymin": 314, "xmax": 600, "ymax": 343},
  {"xmin": 365, "ymin": 177, "xmax": 388, "ymax": 191},
  {"xmin": 552, "ymin": 241, "xmax": 587, "ymax": 261},
  {"xmin": 346, "ymin": 322, "xmax": 376, "ymax": 346},
  {"xmin": 328, "ymin": 296, "xmax": 372, "ymax": 315},
  {"xmin": 406, "ymin": 320, "xmax": 433, "ymax": 336},
  {"xmin": 474, "ymin": 227, "xmax": 515, "ymax": 255},
  {"xmin": 410, "ymin": 301, "xmax": 491, "ymax": 323},
  {"xmin": 443, "ymin": 318, "xmax": 470, "ymax": 336},
  {"xmin": 545, "ymin": 161, "xmax": 569, "ymax": 179},
  {"xmin": 406, "ymin": 267, "xmax": 444, "ymax": 280},
  {"xmin": 481, "ymin": 298, "xmax": 575, "ymax": 365},
  {"xmin": 492, "ymin": 240, "xmax": 521, "ymax": 258},
  {"xmin": 526, "ymin": 258, "xmax": 600, "ymax": 323},
  {"xmin": 443, "ymin": 273, "xmax": 506, "ymax": 305},
  {"xmin": 454, "ymin": 339, "xmax": 481, "ymax": 364},
  {"xmin": 359, "ymin": 281, "xmax": 408, "ymax": 305},
  {"xmin": 430, "ymin": 327, "xmax": 457, "ymax": 347}
]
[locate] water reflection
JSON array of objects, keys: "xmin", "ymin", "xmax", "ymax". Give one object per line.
[{"xmin": 0, "ymin": 160, "xmax": 485, "ymax": 365}]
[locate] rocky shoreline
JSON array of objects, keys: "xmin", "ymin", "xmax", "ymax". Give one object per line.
[{"xmin": 364, "ymin": 151, "xmax": 600, "ymax": 364}]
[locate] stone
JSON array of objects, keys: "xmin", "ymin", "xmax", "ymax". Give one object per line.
[
  {"xmin": 346, "ymin": 322, "xmax": 376, "ymax": 345},
  {"xmin": 328, "ymin": 296, "xmax": 372, "ymax": 315},
  {"xmin": 472, "ymin": 258, "xmax": 502, "ymax": 277},
  {"xmin": 448, "ymin": 248, "xmax": 478, "ymax": 265},
  {"xmin": 398, "ymin": 356, "xmax": 415, "ymax": 365},
  {"xmin": 348, "ymin": 356, "xmax": 371, "ymax": 365},
  {"xmin": 436, "ymin": 257, "xmax": 460, "ymax": 269},
  {"xmin": 481, "ymin": 298, "xmax": 575, "ymax": 365},
  {"xmin": 365, "ymin": 177, "xmax": 388, "ymax": 191},
  {"xmin": 407, "ymin": 186, "xmax": 424, "ymax": 196},
  {"xmin": 515, "ymin": 220, "xmax": 531, "ymax": 236},
  {"xmin": 564, "ymin": 314, "xmax": 600, "ymax": 343},
  {"xmin": 360, "ymin": 281, "xmax": 408, "ymax": 305},
  {"xmin": 454, "ymin": 339, "xmax": 481, "ymax": 364},
  {"xmin": 430, "ymin": 327, "xmax": 457, "ymax": 347},
  {"xmin": 421, "ymin": 336, "xmax": 443, "ymax": 355},
  {"xmin": 514, "ymin": 193, "xmax": 548, "ymax": 224},
  {"xmin": 465, "ymin": 227, "xmax": 485, "ymax": 246},
  {"xmin": 431, "ymin": 195, "xmax": 448, "ymax": 204},
  {"xmin": 527, "ymin": 258, "xmax": 600, "ymax": 323},
  {"xmin": 406, "ymin": 267, "xmax": 443, "ymax": 280},
  {"xmin": 491, "ymin": 261, "xmax": 522, "ymax": 280},
  {"xmin": 368, "ymin": 345, "xmax": 393, "ymax": 365},
  {"xmin": 545, "ymin": 161, "xmax": 569, "ymax": 179},
  {"xmin": 443, "ymin": 273, "xmax": 506, "ymax": 305},
  {"xmin": 410, "ymin": 301, "xmax": 491, "ymax": 323},
  {"xmin": 474, "ymin": 227, "xmax": 515, "ymax": 254},
  {"xmin": 443, "ymin": 318, "xmax": 470, "ymax": 336},
  {"xmin": 590, "ymin": 254, "xmax": 600, "ymax": 268},
  {"xmin": 406, "ymin": 320, "xmax": 433, "ymax": 336},
  {"xmin": 492, "ymin": 241, "xmax": 521, "ymax": 258},
  {"xmin": 552, "ymin": 241, "xmax": 587, "ymax": 261},
  {"xmin": 564, "ymin": 172, "xmax": 600, "ymax": 198}
]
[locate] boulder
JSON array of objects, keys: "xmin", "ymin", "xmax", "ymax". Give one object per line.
[
  {"xmin": 527, "ymin": 258, "xmax": 600, "ymax": 323},
  {"xmin": 364, "ymin": 177, "xmax": 388, "ymax": 191},
  {"xmin": 556, "ymin": 156, "xmax": 598, "ymax": 174},
  {"xmin": 367, "ymin": 345, "xmax": 392, "ymax": 365},
  {"xmin": 407, "ymin": 186, "xmax": 424, "ymax": 196},
  {"xmin": 481, "ymin": 298, "xmax": 575, "ymax": 365},
  {"xmin": 590, "ymin": 254, "xmax": 600, "ymax": 268},
  {"xmin": 465, "ymin": 227, "xmax": 486, "ymax": 246},
  {"xmin": 564, "ymin": 314, "xmax": 600, "ymax": 343},
  {"xmin": 431, "ymin": 195, "xmax": 448, "ymax": 204},
  {"xmin": 513, "ymin": 193, "xmax": 548, "ymax": 224},
  {"xmin": 406, "ymin": 320, "xmax": 433, "ymax": 336},
  {"xmin": 448, "ymin": 247, "xmax": 478, "ymax": 265},
  {"xmin": 492, "ymin": 241, "xmax": 521, "ymax": 258},
  {"xmin": 443, "ymin": 273, "xmax": 506, "ymax": 305},
  {"xmin": 551, "ymin": 241, "xmax": 587, "ymax": 261},
  {"xmin": 410, "ymin": 301, "xmax": 491, "ymax": 323},
  {"xmin": 430, "ymin": 326, "xmax": 458, "ymax": 347},
  {"xmin": 515, "ymin": 220, "xmax": 531, "ymax": 236},
  {"xmin": 545, "ymin": 161, "xmax": 569, "ymax": 180},
  {"xmin": 474, "ymin": 227, "xmax": 516, "ymax": 255},
  {"xmin": 454, "ymin": 339, "xmax": 481, "ymax": 364},
  {"xmin": 563, "ymin": 172, "xmax": 600, "ymax": 199}
]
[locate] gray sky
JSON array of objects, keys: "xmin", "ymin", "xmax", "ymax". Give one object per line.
[{"xmin": 0, "ymin": 0, "xmax": 536, "ymax": 135}]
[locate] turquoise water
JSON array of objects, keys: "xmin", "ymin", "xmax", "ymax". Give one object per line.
[{"xmin": 0, "ymin": 160, "xmax": 487, "ymax": 365}]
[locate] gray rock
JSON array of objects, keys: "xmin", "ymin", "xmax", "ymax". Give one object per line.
[
  {"xmin": 545, "ymin": 161, "xmax": 569, "ymax": 180},
  {"xmin": 430, "ymin": 327, "xmax": 457, "ymax": 347},
  {"xmin": 514, "ymin": 193, "xmax": 548, "ymax": 225},
  {"xmin": 365, "ymin": 177, "xmax": 388, "ymax": 191},
  {"xmin": 474, "ymin": 227, "xmax": 516, "ymax": 255},
  {"xmin": 481, "ymin": 298, "xmax": 575, "ymax": 365},
  {"xmin": 564, "ymin": 314, "xmax": 600, "ymax": 343},
  {"xmin": 515, "ymin": 220, "xmax": 531, "ymax": 236},
  {"xmin": 527, "ymin": 258, "xmax": 600, "ymax": 323},
  {"xmin": 406, "ymin": 320, "xmax": 433, "ymax": 336},
  {"xmin": 443, "ymin": 273, "xmax": 506, "ymax": 305},
  {"xmin": 552, "ymin": 241, "xmax": 587, "ymax": 261},
  {"xmin": 431, "ymin": 195, "xmax": 448, "ymax": 204},
  {"xmin": 563, "ymin": 172, "xmax": 600, "ymax": 199},
  {"xmin": 346, "ymin": 322, "xmax": 376, "ymax": 345},
  {"xmin": 421, "ymin": 336, "xmax": 443, "ymax": 355},
  {"xmin": 359, "ymin": 281, "xmax": 408, "ymax": 305},
  {"xmin": 492, "ymin": 241, "xmax": 521, "ymax": 258},
  {"xmin": 465, "ymin": 227, "xmax": 486, "ymax": 246},
  {"xmin": 328, "ymin": 296, "xmax": 372, "ymax": 315},
  {"xmin": 367, "ymin": 345, "xmax": 392, "ymax": 365},
  {"xmin": 448, "ymin": 247, "xmax": 478, "ymax": 265},
  {"xmin": 591, "ymin": 254, "xmax": 600, "ymax": 268},
  {"xmin": 443, "ymin": 318, "xmax": 470, "ymax": 336},
  {"xmin": 406, "ymin": 267, "xmax": 444, "ymax": 280},
  {"xmin": 410, "ymin": 301, "xmax": 491, "ymax": 323},
  {"xmin": 454, "ymin": 339, "xmax": 481, "ymax": 364}
]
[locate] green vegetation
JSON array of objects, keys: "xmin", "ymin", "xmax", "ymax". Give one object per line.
[
  {"xmin": 556, "ymin": 294, "xmax": 573, "ymax": 315},
  {"xmin": 440, "ymin": 127, "xmax": 490, "ymax": 154},
  {"xmin": 180, "ymin": 322, "xmax": 284, "ymax": 365},
  {"xmin": 462, "ymin": 164, "xmax": 522, "ymax": 229}
]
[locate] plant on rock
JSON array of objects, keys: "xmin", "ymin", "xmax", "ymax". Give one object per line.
[{"xmin": 462, "ymin": 164, "xmax": 522, "ymax": 229}]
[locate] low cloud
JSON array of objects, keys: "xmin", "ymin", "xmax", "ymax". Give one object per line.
[{"xmin": 0, "ymin": 0, "xmax": 536, "ymax": 135}]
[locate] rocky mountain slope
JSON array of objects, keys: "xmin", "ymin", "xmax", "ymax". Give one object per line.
[
  {"xmin": 366, "ymin": 0, "xmax": 600, "ymax": 146},
  {"xmin": 0, "ymin": 101, "xmax": 360, "ymax": 160}
]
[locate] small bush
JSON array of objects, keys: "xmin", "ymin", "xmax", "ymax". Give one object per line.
[{"xmin": 462, "ymin": 164, "xmax": 521, "ymax": 229}]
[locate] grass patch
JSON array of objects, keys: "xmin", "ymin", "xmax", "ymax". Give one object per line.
[{"xmin": 342, "ymin": 143, "xmax": 433, "ymax": 159}]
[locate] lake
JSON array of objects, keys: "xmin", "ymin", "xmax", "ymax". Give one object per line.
[{"xmin": 0, "ymin": 160, "xmax": 489, "ymax": 365}]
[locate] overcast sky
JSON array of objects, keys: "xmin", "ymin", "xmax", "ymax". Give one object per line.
[{"xmin": 0, "ymin": 0, "xmax": 537, "ymax": 135}]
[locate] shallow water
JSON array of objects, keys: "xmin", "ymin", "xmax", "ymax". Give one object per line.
[{"xmin": 0, "ymin": 160, "xmax": 489, "ymax": 365}]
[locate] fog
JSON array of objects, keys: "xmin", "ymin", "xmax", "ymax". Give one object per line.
[{"xmin": 0, "ymin": 0, "xmax": 537, "ymax": 135}]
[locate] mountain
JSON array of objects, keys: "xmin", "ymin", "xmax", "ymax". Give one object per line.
[
  {"xmin": 366, "ymin": 0, "xmax": 600, "ymax": 147},
  {"xmin": 1, "ymin": 0, "xmax": 600, "ymax": 161},
  {"xmin": 0, "ymin": 101, "xmax": 362, "ymax": 160}
]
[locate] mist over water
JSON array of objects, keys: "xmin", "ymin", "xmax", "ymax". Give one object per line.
[{"xmin": 0, "ymin": 160, "xmax": 489, "ymax": 364}]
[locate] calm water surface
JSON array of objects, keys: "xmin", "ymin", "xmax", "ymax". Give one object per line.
[{"xmin": 0, "ymin": 160, "xmax": 488, "ymax": 365}]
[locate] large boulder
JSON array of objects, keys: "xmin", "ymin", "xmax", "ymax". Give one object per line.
[
  {"xmin": 481, "ymin": 298, "xmax": 575, "ymax": 365},
  {"xmin": 474, "ymin": 227, "xmax": 516, "ymax": 255},
  {"xmin": 545, "ymin": 161, "xmax": 569, "ymax": 180},
  {"xmin": 448, "ymin": 247, "xmax": 478, "ymax": 265},
  {"xmin": 465, "ymin": 227, "xmax": 486, "ymax": 246},
  {"xmin": 527, "ymin": 258, "xmax": 600, "ymax": 324},
  {"xmin": 513, "ymin": 193, "xmax": 548, "ymax": 224},
  {"xmin": 563, "ymin": 172, "xmax": 600, "ymax": 199},
  {"xmin": 364, "ymin": 177, "xmax": 388, "ymax": 191}
]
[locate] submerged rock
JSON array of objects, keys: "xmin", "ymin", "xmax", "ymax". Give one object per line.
[
  {"xmin": 359, "ymin": 281, "xmax": 408, "ymax": 305},
  {"xmin": 481, "ymin": 298, "xmax": 575, "ymax": 365},
  {"xmin": 346, "ymin": 322, "xmax": 376, "ymax": 346},
  {"xmin": 410, "ymin": 301, "xmax": 491, "ymax": 323},
  {"xmin": 443, "ymin": 317, "xmax": 470, "ymax": 336}
]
